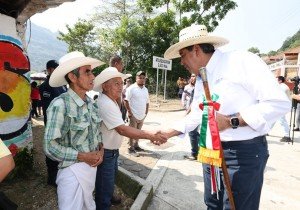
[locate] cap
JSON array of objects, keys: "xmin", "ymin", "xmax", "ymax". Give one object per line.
[
  {"xmin": 46, "ymin": 60, "xmax": 59, "ymax": 69},
  {"xmin": 136, "ymin": 71, "xmax": 145, "ymax": 76}
]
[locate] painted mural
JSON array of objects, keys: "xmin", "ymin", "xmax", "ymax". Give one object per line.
[{"xmin": 0, "ymin": 33, "xmax": 32, "ymax": 149}]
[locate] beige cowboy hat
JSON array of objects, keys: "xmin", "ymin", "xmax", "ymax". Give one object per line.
[
  {"xmin": 49, "ymin": 51, "xmax": 105, "ymax": 87},
  {"xmin": 164, "ymin": 24, "xmax": 229, "ymax": 60},
  {"xmin": 93, "ymin": 67, "xmax": 130, "ymax": 92}
]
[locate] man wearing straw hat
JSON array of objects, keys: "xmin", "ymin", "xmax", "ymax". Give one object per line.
[
  {"xmin": 93, "ymin": 67, "xmax": 167, "ymax": 209},
  {"xmin": 161, "ymin": 24, "xmax": 290, "ymax": 209},
  {"xmin": 43, "ymin": 51, "xmax": 105, "ymax": 210}
]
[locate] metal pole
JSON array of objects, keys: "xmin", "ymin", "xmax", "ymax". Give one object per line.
[
  {"xmin": 163, "ymin": 69, "xmax": 167, "ymax": 101},
  {"xmin": 156, "ymin": 68, "xmax": 159, "ymax": 104}
]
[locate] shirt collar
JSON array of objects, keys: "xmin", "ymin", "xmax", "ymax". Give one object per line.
[{"xmin": 68, "ymin": 88, "xmax": 87, "ymax": 107}]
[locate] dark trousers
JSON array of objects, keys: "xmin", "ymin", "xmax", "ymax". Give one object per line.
[
  {"xmin": 95, "ymin": 149, "xmax": 119, "ymax": 210},
  {"xmin": 45, "ymin": 156, "xmax": 59, "ymax": 186},
  {"xmin": 203, "ymin": 136, "xmax": 269, "ymax": 210},
  {"xmin": 188, "ymin": 126, "xmax": 200, "ymax": 157},
  {"xmin": 31, "ymin": 99, "xmax": 39, "ymax": 117}
]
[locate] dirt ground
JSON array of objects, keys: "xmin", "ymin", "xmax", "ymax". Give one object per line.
[
  {"xmin": 0, "ymin": 124, "xmax": 133, "ymax": 210},
  {"xmin": 0, "ymin": 96, "xmax": 182, "ymax": 209}
]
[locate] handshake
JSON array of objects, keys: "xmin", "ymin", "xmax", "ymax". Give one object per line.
[{"xmin": 148, "ymin": 130, "xmax": 170, "ymax": 145}]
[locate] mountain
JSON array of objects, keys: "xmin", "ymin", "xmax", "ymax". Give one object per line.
[{"xmin": 26, "ymin": 23, "xmax": 68, "ymax": 72}]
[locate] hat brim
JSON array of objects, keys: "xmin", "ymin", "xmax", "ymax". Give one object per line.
[
  {"xmin": 93, "ymin": 72, "xmax": 130, "ymax": 92},
  {"xmin": 49, "ymin": 57, "xmax": 105, "ymax": 87},
  {"xmin": 164, "ymin": 36, "xmax": 229, "ymax": 60}
]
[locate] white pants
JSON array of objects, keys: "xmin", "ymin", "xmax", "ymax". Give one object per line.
[
  {"xmin": 279, "ymin": 115, "xmax": 290, "ymax": 136},
  {"xmin": 56, "ymin": 162, "xmax": 97, "ymax": 210}
]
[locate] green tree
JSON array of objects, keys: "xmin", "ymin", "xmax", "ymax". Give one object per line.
[
  {"xmin": 138, "ymin": 0, "xmax": 237, "ymax": 31},
  {"xmin": 280, "ymin": 29, "xmax": 300, "ymax": 51},
  {"xmin": 57, "ymin": 19, "xmax": 102, "ymax": 59},
  {"xmin": 248, "ymin": 47, "xmax": 260, "ymax": 54}
]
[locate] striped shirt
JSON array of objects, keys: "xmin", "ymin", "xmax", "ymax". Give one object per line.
[{"xmin": 43, "ymin": 89, "xmax": 102, "ymax": 169}]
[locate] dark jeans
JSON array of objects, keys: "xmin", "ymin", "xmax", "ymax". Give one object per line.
[
  {"xmin": 45, "ymin": 156, "xmax": 59, "ymax": 186},
  {"xmin": 95, "ymin": 149, "xmax": 119, "ymax": 210},
  {"xmin": 188, "ymin": 126, "xmax": 200, "ymax": 157},
  {"xmin": 203, "ymin": 136, "xmax": 269, "ymax": 210}
]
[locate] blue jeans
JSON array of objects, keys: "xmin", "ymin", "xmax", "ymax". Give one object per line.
[
  {"xmin": 95, "ymin": 149, "xmax": 119, "ymax": 210},
  {"xmin": 188, "ymin": 126, "xmax": 200, "ymax": 157},
  {"xmin": 203, "ymin": 136, "xmax": 269, "ymax": 210}
]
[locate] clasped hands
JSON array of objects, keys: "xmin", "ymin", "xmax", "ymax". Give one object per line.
[
  {"xmin": 77, "ymin": 144, "xmax": 104, "ymax": 167},
  {"xmin": 149, "ymin": 130, "xmax": 168, "ymax": 145}
]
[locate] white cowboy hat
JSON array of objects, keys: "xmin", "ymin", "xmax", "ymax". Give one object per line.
[
  {"xmin": 93, "ymin": 67, "xmax": 130, "ymax": 92},
  {"xmin": 49, "ymin": 51, "xmax": 105, "ymax": 87},
  {"xmin": 164, "ymin": 24, "xmax": 229, "ymax": 60}
]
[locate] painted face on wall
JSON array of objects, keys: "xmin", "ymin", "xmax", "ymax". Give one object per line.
[{"xmin": 0, "ymin": 38, "xmax": 31, "ymax": 140}]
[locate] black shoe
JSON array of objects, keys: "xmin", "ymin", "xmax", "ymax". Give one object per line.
[
  {"xmin": 135, "ymin": 146, "xmax": 145, "ymax": 152},
  {"xmin": 280, "ymin": 136, "xmax": 292, "ymax": 142},
  {"xmin": 128, "ymin": 148, "xmax": 140, "ymax": 157},
  {"xmin": 111, "ymin": 194, "xmax": 121, "ymax": 205},
  {"xmin": 183, "ymin": 155, "xmax": 197, "ymax": 161},
  {"xmin": 293, "ymin": 128, "xmax": 300, "ymax": 131}
]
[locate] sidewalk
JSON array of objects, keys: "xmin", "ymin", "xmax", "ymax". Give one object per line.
[{"xmin": 136, "ymin": 111, "xmax": 300, "ymax": 210}]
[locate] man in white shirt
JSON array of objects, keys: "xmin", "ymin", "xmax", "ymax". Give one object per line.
[
  {"xmin": 162, "ymin": 24, "xmax": 290, "ymax": 210},
  {"xmin": 124, "ymin": 71, "xmax": 150, "ymax": 156},
  {"xmin": 93, "ymin": 67, "xmax": 166, "ymax": 209},
  {"xmin": 276, "ymin": 76, "xmax": 292, "ymax": 142}
]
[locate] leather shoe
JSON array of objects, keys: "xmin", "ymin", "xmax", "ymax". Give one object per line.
[
  {"xmin": 135, "ymin": 146, "xmax": 145, "ymax": 152},
  {"xmin": 111, "ymin": 194, "xmax": 121, "ymax": 205},
  {"xmin": 280, "ymin": 136, "xmax": 292, "ymax": 142},
  {"xmin": 183, "ymin": 155, "xmax": 197, "ymax": 161}
]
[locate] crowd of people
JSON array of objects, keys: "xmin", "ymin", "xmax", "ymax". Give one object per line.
[{"xmin": 2, "ymin": 23, "xmax": 295, "ymax": 210}]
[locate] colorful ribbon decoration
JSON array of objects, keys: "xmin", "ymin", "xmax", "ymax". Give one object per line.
[{"xmin": 198, "ymin": 93, "xmax": 222, "ymax": 195}]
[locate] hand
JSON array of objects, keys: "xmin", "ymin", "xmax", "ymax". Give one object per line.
[
  {"xmin": 149, "ymin": 130, "xmax": 168, "ymax": 145},
  {"xmin": 215, "ymin": 112, "xmax": 231, "ymax": 131},
  {"xmin": 78, "ymin": 149, "xmax": 103, "ymax": 167},
  {"xmin": 91, "ymin": 147, "xmax": 104, "ymax": 167}
]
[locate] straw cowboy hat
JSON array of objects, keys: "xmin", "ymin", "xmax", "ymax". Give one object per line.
[
  {"xmin": 49, "ymin": 51, "xmax": 105, "ymax": 87},
  {"xmin": 93, "ymin": 67, "xmax": 130, "ymax": 92},
  {"xmin": 164, "ymin": 24, "xmax": 229, "ymax": 60}
]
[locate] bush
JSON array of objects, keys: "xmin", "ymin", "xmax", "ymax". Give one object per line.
[
  {"xmin": 147, "ymin": 82, "xmax": 178, "ymax": 99},
  {"xmin": 6, "ymin": 147, "xmax": 34, "ymax": 180}
]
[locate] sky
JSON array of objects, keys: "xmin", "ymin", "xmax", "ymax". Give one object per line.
[{"xmin": 30, "ymin": 0, "xmax": 300, "ymax": 54}]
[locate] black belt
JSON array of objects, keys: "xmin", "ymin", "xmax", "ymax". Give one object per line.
[
  {"xmin": 221, "ymin": 136, "xmax": 266, "ymax": 146},
  {"xmin": 104, "ymin": 148, "xmax": 119, "ymax": 152}
]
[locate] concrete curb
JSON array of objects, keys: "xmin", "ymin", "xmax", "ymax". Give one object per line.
[{"xmin": 116, "ymin": 153, "xmax": 173, "ymax": 210}]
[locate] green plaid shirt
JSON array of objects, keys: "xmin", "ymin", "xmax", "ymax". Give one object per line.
[{"xmin": 43, "ymin": 89, "xmax": 102, "ymax": 169}]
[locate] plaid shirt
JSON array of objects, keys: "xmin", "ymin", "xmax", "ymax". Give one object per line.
[{"xmin": 44, "ymin": 89, "xmax": 102, "ymax": 169}]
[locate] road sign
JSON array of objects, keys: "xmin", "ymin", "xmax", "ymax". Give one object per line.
[{"xmin": 152, "ymin": 56, "xmax": 172, "ymax": 70}]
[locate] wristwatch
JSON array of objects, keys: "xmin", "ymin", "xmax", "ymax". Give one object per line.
[{"xmin": 229, "ymin": 114, "xmax": 239, "ymax": 129}]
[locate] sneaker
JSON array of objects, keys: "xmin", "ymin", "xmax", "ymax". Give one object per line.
[
  {"xmin": 128, "ymin": 148, "xmax": 140, "ymax": 157},
  {"xmin": 183, "ymin": 155, "xmax": 197, "ymax": 161},
  {"xmin": 293, "ymin": 128, "xmax": 300, "ymax": 131},
  {"xmin": 280, "ymin": 136, "xmax": 292, "ymax": 142},
  {"xmin": 135, "ymin": 146, "xmax": 145, "ymax": 152},
  {"xmin": 111, "ymin": 194, "xmax": 121, "ymax": 205}
]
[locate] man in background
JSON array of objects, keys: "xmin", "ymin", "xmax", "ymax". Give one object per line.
[
  {"xmin": 124, "ymin": 71, "xmax": 149, "ymax": 157},
  {"xmin": 277, "ymin": 76, "xmax": 292, "ymax": 142},
  {"xmin": 39, "ymin": 60, "xmax": 67, "ymax": 186}
]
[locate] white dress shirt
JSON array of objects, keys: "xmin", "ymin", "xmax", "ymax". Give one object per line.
[{"xmin": 173, "ymin": 49, "xmax": 290, "ymax": 141}]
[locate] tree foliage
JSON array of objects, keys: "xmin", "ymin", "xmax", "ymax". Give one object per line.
[
  {"xmin": 248, "ymin": 47, "xmax": 260, "ymax": 54},
  {"xmin": 280, "ymin": 29, "xmax": 300, "ymax": 51},
  {"xmin": 57, "ymin": 19, "xmax": 102, "ymax": 59}
]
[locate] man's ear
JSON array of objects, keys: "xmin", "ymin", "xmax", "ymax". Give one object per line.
[{"xmin": 67, "ymin": 72, "xmax": 77, "ymax": 83}]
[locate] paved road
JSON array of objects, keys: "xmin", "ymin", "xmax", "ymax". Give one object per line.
[{"xmin": 139, "ymin": 110, "xmax": 300, "ymax": 210}]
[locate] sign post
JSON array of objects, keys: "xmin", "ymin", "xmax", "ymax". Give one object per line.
[{"xmin": 152, "ymin": 56, "xmax": 172, "ymax": 103}]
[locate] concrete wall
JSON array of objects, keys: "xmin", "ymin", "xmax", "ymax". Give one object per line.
[{"xmin": 0, "ymin": 13, "xmax": 32, "ymax": 150}]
